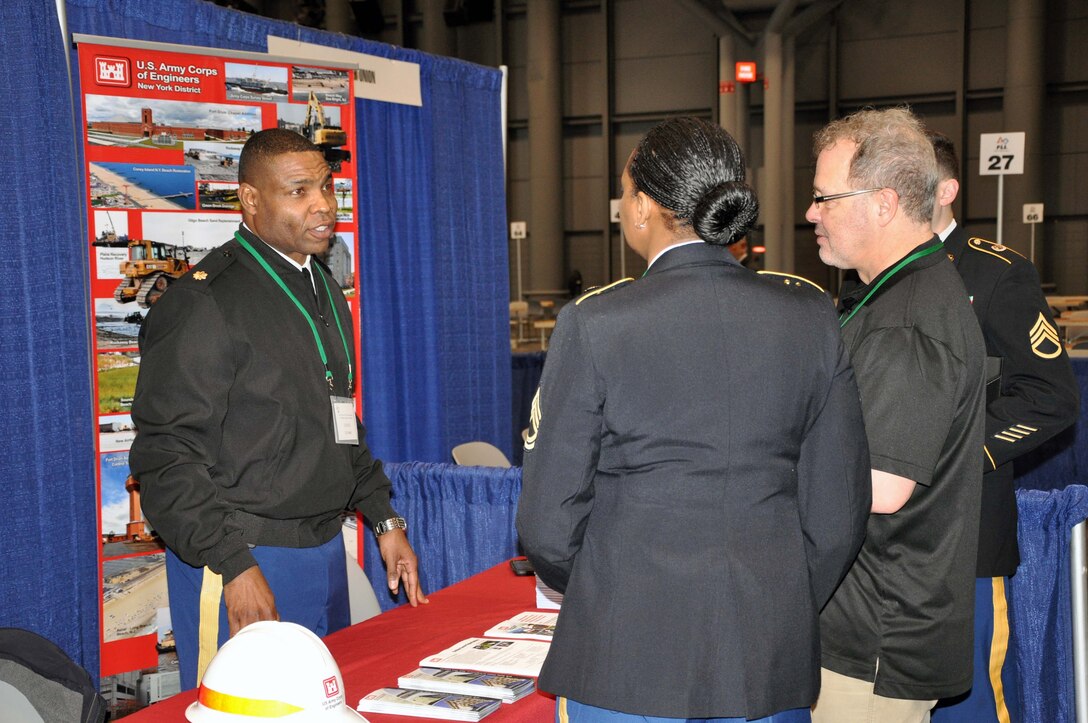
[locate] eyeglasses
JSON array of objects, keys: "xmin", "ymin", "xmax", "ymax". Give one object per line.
[{"xmin": 811, "ymin": 188, "xmax": 883, "ymax": 206}]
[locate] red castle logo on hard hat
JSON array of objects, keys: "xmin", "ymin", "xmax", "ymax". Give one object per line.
[{"xmin": 323, "ymin": 676, "xmax": 339, "ymax": 698}]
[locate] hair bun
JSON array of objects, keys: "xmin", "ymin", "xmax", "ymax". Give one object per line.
[{"xmin": 692, "ymin": 181, "xmax": 759, "ymax": 246}]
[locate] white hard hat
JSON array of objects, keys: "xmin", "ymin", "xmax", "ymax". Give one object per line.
[{"xmin": 186, "ymin": 621, "xmax": 368, "ymax": 722}]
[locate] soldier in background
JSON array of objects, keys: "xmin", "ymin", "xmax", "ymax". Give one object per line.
[{"xmin": 927, "ymin": 130, "xmax": 1079, "ymax": 723}]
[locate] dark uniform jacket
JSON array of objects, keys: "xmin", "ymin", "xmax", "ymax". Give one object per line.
[
  {"xmin": 516, "ymin": 243, "xmax": 871, "ymax": 719},
  {"xmin": 945, "ymin": 224, "xmax": 1080, "ymax": 575},
  {"xmin": 130, "ymin": 226, "xmax": 397, "ymax": 585}
]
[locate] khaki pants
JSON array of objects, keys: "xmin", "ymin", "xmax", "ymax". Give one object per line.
[{"xmin": 812, "ymin": 667, "xmax": 938, "ymax": 723}]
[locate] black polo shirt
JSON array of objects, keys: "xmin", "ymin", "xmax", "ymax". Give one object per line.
[{"xmin": 820, "ymin": 237, "xmax": 987, "ymax": 700}]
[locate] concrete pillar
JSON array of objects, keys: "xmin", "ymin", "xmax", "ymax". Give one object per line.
[
  {"xmin": 325, "ymin": 0, "xmax": 355, "ymax": 35},
  {"xmin": 526, "ymin": 0, "xmax": 564, "ymax": 291},
  {"xmin": 762, "ymin": 31, "xmax": 785, "ymax": 272},
  {"xmin": 1002, "ymin": 0, "xmax": 1046, "ymax": 267},
  {"xmin": 420, "ymin": 0, "xmax": 456, "ymax": 57},
  {"xmin": 719, "ymin": 36, "xmax": 738, "ymax": 136},
  {"xmin": 718, "ymin": 36, "xmax": 751, "ymax": 183},
  {"xmin": 781, "ymin": 35, "xmax": 795, "ymax": 272}
]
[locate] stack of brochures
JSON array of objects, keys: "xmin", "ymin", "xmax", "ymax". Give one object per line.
[
  {"xmin": 357, "ymin": 688, "xmax": 502, "ymax": 721},
  {"xmin": 357, "ymin": 612, "xmax": 556, "ymax": 719},
  {"xmin": 398, "ymin": 667, "xmax": 536, "ymax": 703}
]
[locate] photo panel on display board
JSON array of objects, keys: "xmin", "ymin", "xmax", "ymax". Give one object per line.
[
  {"xmin": 335, "ymin": 177, "xmax": 353, "ymax": 222},
  {"xmin": 182, "ymin": 141, "xmax": 243, "ymax": 182},
  {"xmin": 89, "ymin": 162, "xmax": 197, "ymax": 210},
  {"xmin": 291, "ymin": 65, "xmax": 351, "ymax": 104},
  {"xmin": 197, "ymin": 181, "xmax": 240, "ymax": 211},
  {"xmin": 100, "ymin": 450, "xmax": 162, "ymax": 559},
  {"xmin": 95, "ymin": 297, "xmax": 144, "ymax": 349},
  {"xmin": 224, "ymin": 62, "xmax": 289, "ymax": 102},
  {"xmin": 102, "ymin": 553, "xmax": 167, "ymax": 643},
  {"xmin": 97, "ymin": 351, "xmax": 140, "ymax": 415},
  {"xmin": 85, "ymin": 94, "xmax": 260, "ymax": 151},
  {"xmin": 277, "ymin": 98, "xmax": 342, "ymax": 133},
  {"xmin": 99, "ymin": 413, "xmax": 136, "ymax": 453},
  {"xmin": 78, "ymin": 36, "xmax": 360, "ymax": 707},
  {"xmin": 325, "ymin": 232, "xmax": 355, "ymax": 292}
]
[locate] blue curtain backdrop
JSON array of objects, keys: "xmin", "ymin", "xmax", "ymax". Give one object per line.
[
  {"xmin": 62, "ymin": 0, "xmax": 511, "ymax": 465},
  {"xmin": 0, "ymin": 0, "xmax": 99, "ymax": 676},
  {"xmin": 1011, "ymin": 486, "xmax": 1088, "ymax": 723},
  {"xmin": 363, "ymin": 462, "xmax": 522, "ymax": 612}
]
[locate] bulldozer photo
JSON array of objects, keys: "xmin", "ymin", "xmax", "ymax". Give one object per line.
[{"xmin": 112, "ymin": 238, "xmax": 191, "ymax": 308}]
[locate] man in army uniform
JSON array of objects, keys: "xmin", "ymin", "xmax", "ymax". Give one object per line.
[{"xmin": 927, "ymin": 130, "xmax": 1080, "ymax": 723}]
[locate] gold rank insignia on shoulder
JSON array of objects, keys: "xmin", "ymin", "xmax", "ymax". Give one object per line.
[
  {"xmin": 193, "ymin": 271, "xmax": 208, "ymax": 281},
  {"xmin": 967, "ymin": 237, "xmax": 1023, "ymax": 264},
  {"xmin": 1029, "ymin": 312, "xmax": 1062, "ymax": 359},
  {"xmin": 757, "ymin": 270, "xmax": 826, "ymax": 293},
  {"xmin": 575, "ymin": 277, "xmax": 634, "ymax": 305}
]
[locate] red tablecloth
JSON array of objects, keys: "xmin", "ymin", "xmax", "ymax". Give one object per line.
[{"xmin": 127, "ymin": 560, "xmax": 555, "ymax": 721}]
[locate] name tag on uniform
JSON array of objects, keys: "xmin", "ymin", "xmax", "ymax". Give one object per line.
[{"xmin": 330, "ymin": 396, "xmax": 359, "ymax": 445}]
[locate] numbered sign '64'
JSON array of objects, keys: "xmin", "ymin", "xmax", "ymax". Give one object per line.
[{"xmin": 979, "ymin": 132, "xmax": 1025, "ymax": 175}]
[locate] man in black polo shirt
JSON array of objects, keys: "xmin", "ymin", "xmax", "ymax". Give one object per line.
[{"xmin": 807, "ymin": 107, "xmax": 986, "ymax": 723}]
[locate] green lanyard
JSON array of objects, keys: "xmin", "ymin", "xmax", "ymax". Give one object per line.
[
  {"xmin": 838, "ymin": 243, "xmax": 944, "ymax": 329},
  {"xmin": 234, "ymin": 232, "xmax": 353, "ymax": 392}
]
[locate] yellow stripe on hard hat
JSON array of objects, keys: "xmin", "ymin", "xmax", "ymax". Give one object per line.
[{"xmin": 198, "ymin": 685, "xmax": 305, "ymax": 717}]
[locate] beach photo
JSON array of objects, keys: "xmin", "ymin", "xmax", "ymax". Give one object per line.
[
  {"xmin": 103, "ymin": 553, "xmax": 167, "ymax": 642},
  {"xmin": 291, "ymin": 65, "xmax": 350, "ymax": 104},
  {"xmin": 90, "ymin": 162, "xmax": 197, "ymax": 210}
]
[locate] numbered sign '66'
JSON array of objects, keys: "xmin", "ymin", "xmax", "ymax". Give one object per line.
[{"xmin": 979, "ymin": 132, "xmax": 1025, "ymax": 175}]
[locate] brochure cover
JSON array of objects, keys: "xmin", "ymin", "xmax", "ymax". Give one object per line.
[
  {"xmin": 482, "ymin": 612, "xmax": 557, "ymax": 642},
  {"xmin": 419, "ymin": 638, "xmax": 550, "ymax": 678},
  {"xmin": 398, "ymin": 667, "xmax": 535, "ymax": 703},
  {"xmin": 357, "ymin": 688, "xmax": 502, "ymax": 721}
]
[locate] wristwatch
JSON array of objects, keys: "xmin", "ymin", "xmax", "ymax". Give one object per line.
[{"xmin": 372, "ymin": 516, "xmax": 407, "ymax": 537}]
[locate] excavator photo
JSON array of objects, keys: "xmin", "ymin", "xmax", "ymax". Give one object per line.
[
  {"xmin": 112, "ymin": 238, "xmax": 191, "ymax": 308},
  {"xmin": 303, "ymin": 90, "xmax": 351, "ymax": 171}
]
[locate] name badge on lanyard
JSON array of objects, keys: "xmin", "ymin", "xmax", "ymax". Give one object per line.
[{"xmin": 330, "ymin": 396, "xmax": 359, "ymax": 445}]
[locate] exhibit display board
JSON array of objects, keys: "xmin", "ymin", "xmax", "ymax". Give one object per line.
[{"xmin": 75, "ymin": 34, "xmax": 359, "ymax": 715}]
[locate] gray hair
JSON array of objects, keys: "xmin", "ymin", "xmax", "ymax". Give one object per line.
[{"xmin": 813, "ymin": 107, "xmax": 938, "ymax": 226}]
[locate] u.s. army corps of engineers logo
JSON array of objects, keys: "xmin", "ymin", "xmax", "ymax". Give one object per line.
[{"xmin": 1029, "ymin": 313, "xmax": 1062, "ymax": 359}]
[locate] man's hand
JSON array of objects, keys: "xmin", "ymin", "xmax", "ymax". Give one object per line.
[
  {"xmin": 377, "ymin": 528, "xmax": 429, "ymax": 607},
  {"xmin": 223, "ymin": 566, "xmax": 279, "ymax": 636}
]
